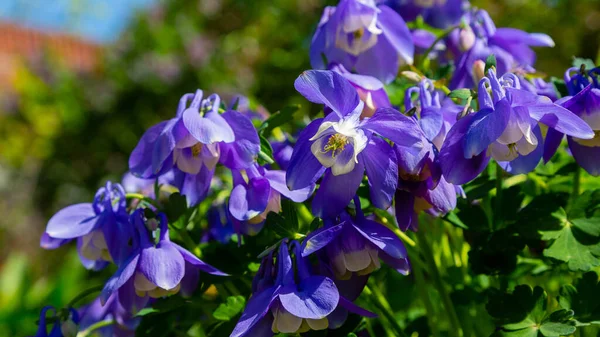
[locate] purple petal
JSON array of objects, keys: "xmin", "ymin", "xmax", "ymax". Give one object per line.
[
  {"xmin": 420, "ymin": 107, "xmax": 444, "ymax": 141},
  {"xmin": 463, "ymin": 101, "xmax": 511, "ymax": 158},
  {"xmin": 362, "ymin": 107, "xmax": 423, "ymax": 147},
  {"xmin": 172, "ymin": 242, "xmax": 227, "ymax": 276},
  {"xmin": 361, "ymin": 137, "xmax": 398, "ymax": 210},
  {"xmin": 380, "ymin": 252, "xmax": 411, "ymax": 275},
  {"xmin": 286, "ymin": 119, "xmax": 326, "ymax": 190},
  {"xmin": 45, "ymin": 203, "xmax": 98, "ymax": 239},
  {"xmin": 353, "ymin": 219, "xmax": 407, "ymax": 259},
  {"xmin": 264, "ymin": 170, "xmax": 314, "ymax": 203},
  {"xmin": 492, "ymin": 28, "xmax": 555, "ymax": 47},
  {"xmin": 440, "ymin": 114, "xmax": 491, "ymax": 184},
  {"xmin": 423, "ymin": 176, "xmax": 457, "ymax": 213},
  {"xmin": 498, "ymin": 125, "xmax": 544, "ymax": 175},
  {"xmin": 182, "ymin": 109, "xmax": 234, "ymax": 144},
  {"xmin": 101, "ymin": 253, "xmax": 140, "ymax": 304},
  {"xmin": 338, "ymin": 296, "xmax": 377, "ymax": 318},
  {"xmin": 138, "ymin": 241, "xmax": 185, "ymax": 291},
  {"xmin": 229, "ymin": 177, "xmax": 271, "ymax": 221},
  {"xmin": 294, "ymin": 70, "xmax": 360, "ymax": 117},
  {"xmin": 219, "ymin": 110, "xmax": 260, "ymax": 169},
  {"xmin": 312, "ymin": 162, "xmax": 365, "ymax": 218},
  {"xmin": 302, "ymin": 223, "xmax": 344, "ymax": 257},
  {"xmin": 40, "ymin": 233, "xmax": 71, "ymax": 249},
  {"xmin": 230, "ymin": 287, "xmax": 277, "ymax": 337},
  {"xmin": 569, "ymin": 137, "xmax": 600, "ymax": 176},
  {"xmin": 527, "ymin": 104, "xmax": 594, "ymax": 139},
  {"xmin": 129, "ymin": 120, "xmax": 173, "ymax": 178},
  {"xmin": 278, "ymin": 276, "xmax": 339, "ymax": 319},
  {"xmin": 377, "ymin": 5, "xmax": 414, "ymax": 65},
  {"xmin": 177, "ymin": 166, "xmax": 214, "ymax": 207},
  {"xmin": 543, "ymin": 128, "xmax": 564, "ymax": 163},
  {"xmin": 354, "ymin": 34, "xmax": 399, "ymax": 84},
  {"xmin": 117, "ymin": 277, "xmax": 149, "ymax": 314},
  {"xmin": 394, "ymin": 190, "xmax": 417, "ymax": 232}
]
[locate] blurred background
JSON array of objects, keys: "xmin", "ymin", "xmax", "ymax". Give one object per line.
[{"xmin": 0, "ymin": 0, "xmax": 598, "ymax": 335}]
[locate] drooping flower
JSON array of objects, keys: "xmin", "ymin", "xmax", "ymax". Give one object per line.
[
  {"xmin": 544, "ymin": 66, "xmax": 600, "ymax": 175},
  {"xmin": 41, "ymin": 182, "xmax": 131, "ymax": 270},
  {"xmin": 331, "ymin": 63, "xmax": 392, "ymax": 118},
  {"xmin": 310, "ymin": 0, "xmax": 414, "ymax": 84},
  {"xmin": 230, "ymin": 240, "xmax": 374, "ymax": 337},
  {"xmin": 100, "ymin": 210, "xmax": 226, "ymax": 312},
  {"xmin": 385, "ymin": 0, "xmax": 469, "ymax": 29},
  {"xmin": 31, "ymin": 306, "xmax": 79, "ymax": 337},
  {"xmin": 302, "ymin": 203, "xmax": 410, "ymax": 278},
  {"xmin": 128, "ymin": 90, "xmax": 260, "ymax": 206},
  {"xmin": 287, "ymin": 70, "xmax": 424, "ymax": 218},
  {"xmin": 229, "ymin": 163, "xmax": 314, "ymax": 236},
  {"xmin": 78, "ymin": 293, "xmax": 139, "ymax": 337},
  {"xmin": 440, "ymin": 68, "xmax": 594, "ymax": 184},
  {"xmin": 448, "ymin": 9, "xmax": 555, "ymax": 89}
]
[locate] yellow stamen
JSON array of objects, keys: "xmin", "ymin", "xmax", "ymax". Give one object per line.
[
  {"xmin": 353, "ymin": 28, "xmax": 365, "ymax": 40},
  {"xmin": 322, "ymin": 134, "xmax": 349, "ymax": 158},
  {"xmin": 191, "ymin": 143, "xmax": 203, "ymax": 157},
  {"xmin": 508, "ymin": 143, "xmax": 518, "ymax": 157}
]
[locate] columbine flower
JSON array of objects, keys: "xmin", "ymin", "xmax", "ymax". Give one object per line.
[
  {"xmin": 440, "ymin": 68, "xmax": 594, "ymax": 184},
  {"xmin": 448, "ymin": 9, "xmax": 555, "ymax": 89},
  {"xmin": 302, "ymin": 205, "xmax": 410, "ymax": 279},
  {"xmin": 331, "ymin": 63, "xmax": 392, "ymax": 118},
  {"xmin": 100, "ymin": 210, "xmax": 226, "ymax": 312},
  {"xmin": 128, "ymin": 90, "xmax": 259, "ymax": 206},
  {"xmin": 229, "ymin": 163, "xmax": 314, "ymax": 236},
  {"xmin": 78, "ymin": 293, "xmax": 139, "ymax": 337},
  {"xmin": 544, "ymin": 66, "xmax": 600, "ymax": 175},
  {"xmin": 310, "ymin": 0, "xmax": 414, "ymax": 84},
  {"xmin": 32, "ymin": 306, "xmax": 79, "ymax": 337},
  {"xmin": 231, "ymin": 241, "xmax": 374, "ymax": 337},
  {"xmin": 41, "ymin": 182, "xmax": 130, "ymax": 270},
  {"xmin": 385, "ymin": 0, "xmax": 469, "ymax": 29},
  {"xmin": 287, "ymin": 70, "xmax": 424, "ymax": 218}
]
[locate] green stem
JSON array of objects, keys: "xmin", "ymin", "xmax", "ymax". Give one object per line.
[
  {"xmin": 169, "ymin": 224, "xmax": 197, "ymax": 251},
  {"xmin": 364, "ymin": 282, "xmax": 409, "ymax": 337},
  {"xmin": 494, "ymin": 162, "xmax": 504, "ymax": 229},
  {"xmin": 67, "ymin": 285, "xmax": 104, "ymax": 308},
  {"xmin": 416, "ymin": 229, "xmax": 463, "ymax": 337},
  {"xmin": 420, "ymin": 25, "xmax": 460, "ymax": 68},
  {"xmin": 76, "ymin": 319, "xmax": 115, "ymax": 337},
  {"xmin": 412, "ymin": 257, "xmax": 441, "ymax": 337},
  {"xmin": 125, "ymin": 193, "xmax": 159, "ymax": 207},
  {"xmin": 572, "ymin": 166, "xmax": 581, "ymax": 199}
]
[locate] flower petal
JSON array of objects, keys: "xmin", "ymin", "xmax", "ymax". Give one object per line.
[
  {"xmin": 498, "ymin": 125, "xmax": 544, "ymax": 175},
  {"xmin": 46, "ymin": 203, "xmax": 98, "ymax": 239},
  {"xmin": 129, "ymin": 120, "xmax": 174, "ymax": 178},
  {"xmin": 353, "ymin": 218, "xmax": 407, "ymax": 259},
  {"xmin": 286, "ymin": 119, "xmax": 327, "ymax": 190},
  {"xmin": 294, "ymin": 70, "xmax": 361, "ymax": 117},
  {"xmin": 264, "ymin": 170, "xmax": 314, "ymax": 203},
  {"xmin": 361, "ymin": 137, "xmax": 398, "ymax": 210},
  {"xmin": 543, "ymin": 128, "xmax": 564, "ymax": 163},
  {"xmin": 312, "ymin": 162, "xmax": 364, "ymax": 218},
  {"xmin": 219, "ymin": 110, "xmax": 260, "ymax": 169},
  {"xmin": 463, "ymin": 101, "xmax": 511, "ymax": 158},
  {"xmin": 229, "ymin": 177, "xmax": 271, "ymax": 221},
  {"xmin": 138, "ymin": 241, "xmax": 185, "ymax": 291},
  {"xmin": 100, "ymin": 253, "xmax": 140, "ymax": 305},
  {"xmin": 172, "ymin": 242, "xmax": 228, "ymax": 276},
  {"xmin": 568, "ymin": 137, "xmax": 600, "ymax": 176},
  {"xmin": 302, "ymin": 223, "xmax": 345, "ymax": 257},
  {"xmin": 527, "ymin": 103, "xmax": 594, "ymax": 139},
  {"xmin": 377, "ymin": 5, "xmax": 414, "ymax": 65},
  {"xmin": 338, "ymin": 295, "xmax": 377, "ymax": 318},
  {"xmin": 362, "ymin": 107, "xmax": 423, "ymax": 147},
  {"xmin": 279, "ymin": 276, "xmax": 339, "ymax": 319},
  {"xmin": 182, "ymin": 109, "xmax": 234, "ymax": 144},
  {"xmin": 230, "ymin": 287, "xmax": 278, "ymax": 337}
]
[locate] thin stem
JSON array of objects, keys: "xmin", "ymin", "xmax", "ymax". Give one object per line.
[
  {"xmin": 125, "ymin": 193, "xmax": 159, "ymax": 207},
  {"xmin": 76, "ymin": 319, "xmax": 115, "ymax": 337},
  {"xmin": 420, "ymin": 25, "xmax": 460, "ymax": 67},
  {"xmin": 416, "ymin": 229, "xmax": 463, "ymax": 337},
  {"xmin": 364, "ymin": 282, "xmax": 409, "ymax": 337},
  {"xmin": 494, "ymin": 162, "xmax": 504, "ymax": 229},
  {"xmin": 412, "ymin": 257, "xmax": 441, "ymax": 337},
  {"xmin": 67, "ymin": 285, "xmax": 104, "ymax": 309}
]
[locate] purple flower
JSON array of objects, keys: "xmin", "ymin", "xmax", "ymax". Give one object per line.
[
  {"xmin": 202, "ymin": 205, "xmax": 236, "ymax": 244},
  {"xmin": 271, "ymin": 139, "xmax": 294, "ymax": 170},
  {"xmin": 331, "ymin": 63, "xmax": 392, "ymax": 118},
  {"xmin": 78, "ymin": 293, "xmax": 139, "ymax": 337},
  {"xmin": 231, "ymin": 241, "xmax": 374, "ymax": 336},
  {"xmin": 121, "ymin": 170, "xmax": 178, "ymax": 199},
  {"xmin": 31, "ymin": 306, "xmax": 79, "ymax": 337},
  {"xmin": 128, "ymin": 90, "xmax": 260, "ymax": 206},
  {"xmin": 385, "ymin": 0, "xmax": 469, "ymax": 29},
  {"xmin": 41, "ymin": 182, "xmax": 131, "ymax": 270},
  {"xmin": 229, "ymin": 163, "xmax": 314, "ymax": 235},
  {"xmin": 310, "ymin": 0, "xmax": 414, "ymax": 84},
  {"xmin": 449, "ymin": 9, "xmax": 555, "ymax": 89},
  {"xmin": 544, "ymin": 67, "xmax": 600, "ymax": 175},
  {"xmin": 287, "ymin": 70, "xmax": 424, "ymax": 218},
  {"xmin": 440, "ymin": 68, "xmax": 594, "ymax": 185},
  {"xmin": 302, "ymin": 206, "xmax": 410, "ymax": 278},
  {"xmin": 100, "ymin": 210, "xmax": 226, "ymax": 312}
]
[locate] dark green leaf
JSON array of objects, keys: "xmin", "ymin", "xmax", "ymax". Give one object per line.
[
  {"xmin": 572, "ymin": 57, "xmax": 596, "ymax": 71},
  {"xmin": 259, "ymin": 105, "xmax": 300, "ymax": 137},
  {"xmin": 165, "ymin": 193, "xmax": 189, "ymax": 229},
  {"xmin": 449, "ymin": 89, "xmax": 472, "ymax": 99},
  {"xmin": 213, "ymin": 296, "xmax": 246, "ymax": 321},
  {"xmin": 558, "ymin": 272, "xmax": 600, "ymax": 325},
  {"xmin": 257, "ymin": 134, "xmax": 275, "ymax": 165},
  {"xmin": 485, "ymin": 54, "xmax": 497, "ymax": 73}
]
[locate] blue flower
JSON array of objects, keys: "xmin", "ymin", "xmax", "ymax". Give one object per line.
[
  {"xmin": 310, "ymin": 0, "xmax": 414, "ymax": 84},
  {"xmin": 31, "ymin": 306, "xmax": 79, "ymax": 337},
  {"xmin": 440, "ymin": 68, "xmax": 594, "ymax": 184},
  {"xmin": 385, "ymin": 0, "xmax": 469, "ymax": 29},
  {"xmin": 287, "ymin": 70, "xmax": 424, "ymax": 218},
  {"xmin": 78, "ymin": 293, "xmax": 140, "ymax": 337}
]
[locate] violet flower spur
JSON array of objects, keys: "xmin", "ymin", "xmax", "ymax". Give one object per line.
[
  {"xmin": 544, "ymin": 67, "xmax": 600, "ymax": 175},
  {"xmin": 128, "ymin": 90, "xmax": 259, "ymax": 206},
  {"xmin": 302, "ymin": 203, "xmax": 410, "ymax": 278},
  {"xmin": 310, "ymin": 0, "xmax": 414, "ymax": 84},
  {"xmin": 100, "ymin": 209, "xmax": 226, "ymax": 312},
  {"xmin": 440, "ymin": 68, "xmax": 594, "ymax": 185},
  {"xmin": 31, "ymin": 306, "xmax": 79, "ymax": 337},
  {"xmin": 385, "ymin": 0, "xmax": 469, "ymax": 29},
  {"xmin": 42, "ymin": 182, "xmax": 130, "ymax": 271},
  {"xmin": 287, "ymin": 70, "xmax": 424, "ymax": 218},
  {"xmin": 78, "ymin": 293, "xmax": 139, "ymax": 337},
  {"xmin": 448, "ymin": 9, "xmax": 555, "ymax": 89},
  {"xmin": 230, "ymin": 241, "xmax": 374, "ymax": 336},
  {"xmin": 331, "ymin": 63, "xmax": 391, "ymax": 118},
  {"xmin": 229, "ymin": 163, "xmax": 314, "ymax": 236}
]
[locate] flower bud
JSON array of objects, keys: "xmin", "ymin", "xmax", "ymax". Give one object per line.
[
  {"xmin": 61, "ymin": 319, "xmax": 78, "ymax": 337},
  {"xmin": 472, "ymin": 60, "xmax": 486, "ymax": 84},
  {"xmin": 401, "ymin": 71, "xmax": 422, "ymax": 83},
  {"xmin": 459, "ymin": 27, "xmax": 476, "ymax": 51}
]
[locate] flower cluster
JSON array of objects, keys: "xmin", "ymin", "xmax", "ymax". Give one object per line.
[{"xmin": 32, "ymin": 0, "xmax": 600, "ymax": 336}]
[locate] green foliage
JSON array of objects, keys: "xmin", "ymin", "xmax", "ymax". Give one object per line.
[
  {"xmin": 558, "ymin": 272, "xmax": 600, "ymax": 325},
  {"xmin": 213, "ymin": 296, "xmax": 246, "ymax": 321}
]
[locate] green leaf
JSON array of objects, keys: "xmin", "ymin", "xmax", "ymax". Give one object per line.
[
  {"xmin": 558, "ymin": 272, "xmax": 600, "ymax": 325},
  {"xmin": 572, "ymin": 57, "xmax": 596, "ymax": 71},
  {"xmin": 165, "ymin": 193, "xmax": 189, "ymax": 229},
  {"xmin": 281, "ymin": 199, "xmax": 299, "ymax": 232},
  {"xmin": 448, "ymin": 89, "xmax": 472, "ymax": 99},
  {"xmin": 485, "ymin": 54, "xmax": 497, "ymax": 73},
  {"xmin": 259, "ymin": 105, "xmax": 300, "ymax": 137},
  {"xmin": 265, "ymin": 212, "xmax": 297, "ymax": 239},
  {"xmin": 257, "ymin": 134, "xmax": 275, "ymax": 165},
  {"xmin": 213, "ymin": 296, "xmax": 246, "ymax": 321},
  {"xmin": 539, "ymin": 322, "xmax": 576, "ymax": 336}
]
